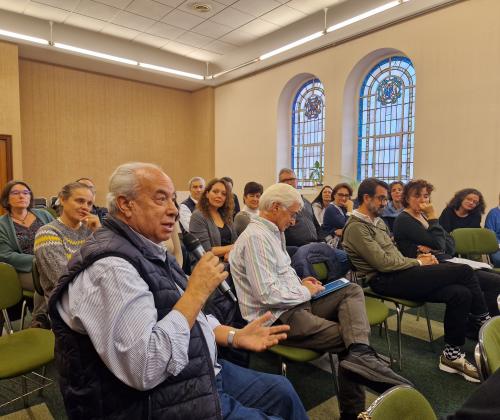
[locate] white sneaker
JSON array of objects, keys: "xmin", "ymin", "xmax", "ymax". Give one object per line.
[{"xmin": 439, "ymin": 355, "xmax": 480, "ymax": 383}]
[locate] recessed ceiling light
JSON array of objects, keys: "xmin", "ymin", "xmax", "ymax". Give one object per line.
[{"xmin": 190, "ymin": 2, "xmax": 212, "ymax": 13}]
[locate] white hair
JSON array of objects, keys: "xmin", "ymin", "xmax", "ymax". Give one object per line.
[
  {"xmin": 188, "ymin": 176, "xmax": 205, "ymax": 188},
  {"xmin": 259, "ymin": 183, "xmax": 303, "ymax": 211},
  {"xmin": 107, "ymin": 162, "xmax": 163, "ymax": 215}
]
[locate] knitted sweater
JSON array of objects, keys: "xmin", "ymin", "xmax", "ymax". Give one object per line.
[{"xmin": 34, "ymin": 219, "xmax": 92, "ymax": 301}]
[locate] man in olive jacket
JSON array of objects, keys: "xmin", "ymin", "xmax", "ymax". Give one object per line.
[{"xmin": 342, "ymin": 177, "xmax": 490, "ymax": 383}]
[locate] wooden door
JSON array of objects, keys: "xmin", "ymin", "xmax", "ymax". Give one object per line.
[{"xmin": 0, "ymin": 135, "xmax": 13, "ymax": 215}]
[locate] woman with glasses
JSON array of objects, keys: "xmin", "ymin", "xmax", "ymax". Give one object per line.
[
  {"xmin": 439, "ymin": 188, "xmax": 485, "ymax": 233},
  {"xmin": 189, "ymin": 178, "xmax": 237, "ymax": 261},
  {"xmin": 311, "ymin": 185, "xmax": 333, "ymax": 225},
  {"xmin": 322, "ymin": 183, "xmax": 354, "ymax": 246},
  {"xmin": 0, "ymin": 180, "xmax": 54, "ymax": 328}
]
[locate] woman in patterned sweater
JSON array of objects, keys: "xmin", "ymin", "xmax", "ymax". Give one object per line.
[{"xmin": 34, "ymin": 182, "xmax": 100, "ymax": 303}]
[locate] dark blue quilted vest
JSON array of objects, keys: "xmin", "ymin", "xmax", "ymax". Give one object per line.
[{"xmin": 48, "ymin": 216, "xmax": 221, "ymax": 420}]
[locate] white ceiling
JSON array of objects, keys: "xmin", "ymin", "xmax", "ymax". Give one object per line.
[{"xmin": 0, "ymin": 0, "xmax": 458, "ymax": 90}]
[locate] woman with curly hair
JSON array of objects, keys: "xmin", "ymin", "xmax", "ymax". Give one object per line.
[
  {"xmin": 394, "ymin": 180, "xmax": 500, "ymax": 316},
  {"xmin": 189, "ymin": 178, "xmax": 237, "ymax": 261},
  {"xmin": 311, "ymin": 185, "xmax": 332, "ymax": 225},
  {"xmin": 439, "ymin": 188, "xmax": 486, "ymax": 233}
]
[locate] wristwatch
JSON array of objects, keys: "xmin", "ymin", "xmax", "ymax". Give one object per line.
[{"xmin": 227, "ymin": 330, "xmax": 236, "ymax": 348}]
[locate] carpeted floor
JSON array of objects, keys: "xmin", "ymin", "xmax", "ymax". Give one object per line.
[{"xmin": 0, "ymin": 302, "xmax": 482, "ymax": 419}]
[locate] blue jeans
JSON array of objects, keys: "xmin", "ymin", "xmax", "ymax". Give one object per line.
[
  {"xmin": 216, "ymin": 359, "xmax": 308, "ymax": 420},
  {"xmin": 490, "ymin": 250, "xmax": 500, "ymax": 268}
]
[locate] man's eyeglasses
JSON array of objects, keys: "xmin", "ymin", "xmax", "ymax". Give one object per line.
[
  {"xmin": 374, "ymin": 195, "xmax": 388, "ymax": 203},
  {"xmin": 281, "ymin": 206, "xmax": 299, "ymax": 220},
  {"xmin": 10, "ymin": 190, "xmax": 31, "ymax": 196},
  {"xmin": 336, "ymin": 193, "xmax": 351, "ymax": 198}
]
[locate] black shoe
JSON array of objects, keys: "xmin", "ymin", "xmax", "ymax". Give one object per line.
[
  {"xmin": 340, "ymin": 344, "xmax": 413, "ymax": 393},
  {"xmin": 30, "ymin": 314, "xmax": 51, "ymax": 330}
]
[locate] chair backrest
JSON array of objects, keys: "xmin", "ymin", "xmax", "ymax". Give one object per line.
[
  {"xmin": 363, "ymin": 385, "xmax": 436, "ymax": 420},
  {"xmin": 478, "ymin": 316, "xmax": 500, "ymax": 378},
  {"xmin": 33, "ymin": 197, "xmax": 48, "ymax": 208},
  {"xmin": 0, "ymin": 263, "xmax": 22, "ymax": 310},
  {"xmin": 451, "ymin": 228, "xmax": 499, "ymax": 256},
  {"xmin": 312, "ymin": 262, "xmax": 328, "ymax": 282},
  {"xmin": 32, "ymin": 258, "xmax": 44, "ymax": 296}
]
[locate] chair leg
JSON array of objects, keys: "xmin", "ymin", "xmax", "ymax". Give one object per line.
[
  {"xmin": 383, "ymin": 320, "xmax": 392, "ymax": 366},
  {"xmin": 423, "ymin": 304, "xmax": 434, "ymax": 352},
  {"xmin": 395, "ymin": 304, "xmax": 403, "ymax": 370},
  {"xmin": 20, "ymin": 300, "xmax": 27, "ymax": 331},
  {"xmin": 1, "ymin": 309, "xmax": 13, "ymax": 334},
  {"xmin": 38, "ymin": 366, "xmax": 47, "ymax": 397},
  {"xmin": 280, "ymin": 358, "xmax": 287, "ymax": 377},
  {"xmin": 327, "ymin": 353, "xmax": 339, "ymax": 395}
]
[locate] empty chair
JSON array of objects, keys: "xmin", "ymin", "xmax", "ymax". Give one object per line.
[{"xmin": 475, "ymin": 316, "xmax": 500, "ymax": 381}]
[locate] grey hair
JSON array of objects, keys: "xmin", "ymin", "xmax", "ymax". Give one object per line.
[
  {"xmin": 107, "ymin": 162, "xmax": 162, "ymax": 215},
  {"xmin": 188, "ymin": 176, "xmax": 205, "ymax": 188},
  {"xmin": 259, "ymin": 183, "xmax": 303, "ymax": 211},
  {"xmin": 278, "ymin": 167, "xmax": 295, "ymax": 181}
]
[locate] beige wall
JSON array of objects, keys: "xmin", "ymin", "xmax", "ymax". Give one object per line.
[
  {"xmin": 215, "ymin": 0, "xmax": 500, "ymax": 214},
  {"xmin": 19, "ymin": 60, "xmax": 214, "ymax": 205},
  {"xmin": 0, "ymin": 41, "xmax": 23, "ymax": 179}
]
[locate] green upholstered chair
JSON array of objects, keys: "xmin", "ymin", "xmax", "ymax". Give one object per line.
[
  {"xmin": 475, "ymin": 316, "xmax": 500, "ymax": 381},
  {"xmin": 451, "ymin": 228, "xmax": 500, "ymax": 273},
  {"xmin": 358, "ymin": 385, "xmax": 437, "ymax": 420},
  {"xmin": 0, "ymin": 262, "xmax": 54, "ymax": 408}
]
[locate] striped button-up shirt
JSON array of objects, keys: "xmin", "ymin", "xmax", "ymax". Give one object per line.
[
  {"xmin": 57, "ymin": 226, "xmax": 220, "ymax": 391},
  {"xmin": 229, "ymin": 216, "xmax": 311, "ymax": 324}
]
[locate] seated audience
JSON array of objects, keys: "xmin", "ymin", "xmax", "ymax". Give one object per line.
[
  {"xmin": 485, "ymin": 193, "xmax": 500, "ymax": 268},
  {"xmin": 179, "ymin": 176, "xmax": 205, "ymax": 232},
  {"xmin": 278, "ymin": 168, "xmax": 323, "ymax": 246},
  {"xmin": 189, "ymin": 178, "xmax": 237, "ymax": 260},
  {"xmin": 0, "ymin": 180, "xmax": 54, "ymax": 328},
  {"xmin": 311, "ymin": 185, "xmax": 332, "ymax": 225},
  {"xmin": 221, "ymin": 176, "xmax": 241, "ymax": 217},
  {"xmin": 230, "ymin": 182, "xmax": 412, "ymax": 420},
  {"xmin": 439, "ymin": 188, "xmax": 485, "ymax": 232},
  {"xmin": 322, "ymin": 183, "xmax": 354, "ymax": 245},
  {"xmin": 234, "ymin": 181, "xmax": 263, "ymax": 236},
  {"xmin": 34, "ymin": 182, "xmax": 100, "ymax": 303},
  {"xmin": 48, "ymin": 162, "xmax": 307, "ymax": 419},
  {"xmin": 393, "ymin": 179, "xmax": 500, "ymax": 316},
  {"xmin": 342, "ymin": 177, "xmax": 491, "ymax": 383},
  {"xmin": 75, "ymin": 177, "xmax": 108, "ymax": 222},
  {"xmin": 381, "ymin": 181, "xmax": 404, "ymax": 232}
]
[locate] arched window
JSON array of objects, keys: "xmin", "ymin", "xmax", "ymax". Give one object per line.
[
  {"xmin": 358, "ymin": 56, "xmax": 416, "ymax": 182},
  {"xmin": 291, "ymin": 78, "xmax": 325, "ymax": 188}
]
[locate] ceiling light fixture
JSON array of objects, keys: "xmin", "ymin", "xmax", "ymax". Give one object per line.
[
  {"xmin": 54, "ymin": 42, "xmax": 138, "ymax": 65},
  {"xmin": 259, "ymin": 31, "xmax": 324, "ymax": 61},
  {"xmin": 326, "ymin": 0, "xmax": 402, "ymax": 33},
  {"xmin": 191, "ymin": 3, "xmax": 212, "ymax": 13},
  {"xmin": 139, "ymin": 62, "xmax": 205, "ymax": 80},
  {"xmin": 0, "ymin": 28, "xmax": 49, "ymax": 45}
]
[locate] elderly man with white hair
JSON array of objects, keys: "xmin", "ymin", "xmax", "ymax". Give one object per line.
[
  {"xmin": 48, "ymin": 163, "xmax": 307, "ymax": 420},
  {"xmin": 230, "ymin": 182, "xmax": 412, "ymax": 420}
]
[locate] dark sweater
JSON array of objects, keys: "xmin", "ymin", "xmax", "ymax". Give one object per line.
[
  {"xmin": 322, "ymin": 204, "xmax": 348, "ymax": 236},
  {"xmin": 393, "ymin": 211, "xmax": 455, "ymax": 258},
  {"xmin": 285, "ymin": 196, "xmax": 322, "ymax": 247},
  {"xmin": 439, "ymin": 206, "xmax": 481, "ymax": 233}
]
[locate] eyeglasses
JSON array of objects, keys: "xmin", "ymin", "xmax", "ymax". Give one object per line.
[
  {"xmin": 281, "ymin": 206, "xmax": 299, "ymax": 220},
  {"xmin": 374, "ymin": 195, "xmax": 389, "ymax": 203},
  {"xmin": 336, "ymin": 193, "xmax": 351, "ymax": 198},
  {"xmin": 9, "ymin": 190, "xmax": 31, "ymax": 196}
]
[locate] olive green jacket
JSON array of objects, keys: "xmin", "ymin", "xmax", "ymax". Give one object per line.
[{"xmin": 342, "ymin": 213, "xmax": 419, "ymax": 281}]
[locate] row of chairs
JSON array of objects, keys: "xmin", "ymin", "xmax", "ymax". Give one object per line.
[
  {"xmin": 33, "ymin": 197, "xmax": 57, "ymax": 209},
  {"xmin": 0, "ymin": 263, "xmax": 54, "ymax": 408}
]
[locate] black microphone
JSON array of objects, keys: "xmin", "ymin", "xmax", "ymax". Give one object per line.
[{"xmin": 183, "ymin": 232, "xmax": 237, "ymax": 302}]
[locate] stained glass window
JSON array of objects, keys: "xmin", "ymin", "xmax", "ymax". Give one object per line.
[
  {"xmin": 291, "ymin": 78, "xmax": 325, "ymax": 188},
  {"xmin": 357, "ymin": 56, "xmax": 416, "ymax": 183}
]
